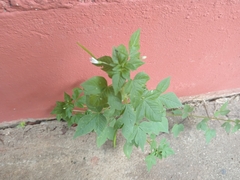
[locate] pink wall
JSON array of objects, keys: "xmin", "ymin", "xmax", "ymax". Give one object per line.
[{"xmin": 1, "ymin": 0, "xmax": 240, "ymax": 122}]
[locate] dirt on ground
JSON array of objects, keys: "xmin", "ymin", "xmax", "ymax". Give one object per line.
[{"xmin": 0, "ymin": 94, "xmax": 240, "ymax": 180}]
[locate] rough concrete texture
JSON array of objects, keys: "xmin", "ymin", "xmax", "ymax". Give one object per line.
[{"xmin": 0, "ymin": 95, "xmax": 239, "ymax": 180}]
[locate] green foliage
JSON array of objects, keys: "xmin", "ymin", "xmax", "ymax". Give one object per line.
[
  {"xmin": 214, "ymin": 102, "xmax": 230, "ymax": 117},
  {"xmin": 52, "ymin": 29, "xmax": 239, "ymax": 171},
  {"xmin": 17, "ymin": 121, "xmax": 26, "ymax": 128},
  {"xmin": 146, "ymin": 138, "xmax": 174, "ymax": 171},
  {"xmin": 171, "ymin": 124, "xmax": 184, "ymax": 138},
  {"xmin": 196, "ymin": 118, "xmax": 216, "ymax": 143}
]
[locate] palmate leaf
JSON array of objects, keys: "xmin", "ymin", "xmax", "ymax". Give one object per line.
[
  {"xmin": 86, "ymin": 94, "xmax": 108, "ymax": 112},
  {"xmin": 74, "ymin": 114, "xmax": 95, "ymax": 138},
  {"xmin": 156, "ymin": 77, "xmax": 170, "ymax": 94},
  {"xmin": 232, "ymin": 120, "xmax": 240, "ymax": 133},
  {"xmin": 139, "ymin": 118, "xmax": 169, "ymax": 135},
  {"xmin": 171, "ymin": 124, "xmax": 184, "ymax": 138},
  {"xmin": 136, "ymin": 99, "xmax": 163, "ymax": 122},
  {"xmin": 112, "ymin": 45, "xmax": 128, "ymax": 64},
  {"xmin": 129, "ymin": 29, "xmax": 140, "ymax": 59},
  {"xmin": 123, "ymin": 71, "xmax": 149, "ymax": 111},
  {"xmin": 158, "ymin": 138, "xmax": 175, "ymax": 158},
  {"xmin": 112, "ymin": 73, "xmax": 126, "ymax": 95},
  {"xmin": 214, "ymin": 102, "xmax": 230, "ymax": 117},
  {"xmin": 64, "ymin": 92, "xmax": 72, "ymax": 102},
  {"xmin": 126, "ymin": 59, "xmax": 144, "ymax": 71},
  {"xmin": 119, "ymin": 105, "xmax": 136, "ymax": 139},
  {"xmin": 107, "ymin": 87, "xmax": 123, "ymax": 111},
  {"xmin": 81, "ymin": 76, "xmax": 108, "ymax": 95},
  {"xmin": 204, "ymin": 128, "xmax": 216, "ymax": 143},
  {"xmin": 74, "ymin": 113, "xmax": 107, "ymax": 138},
  {"xmin": 72, "ymin": 88, "xmax": 82, "ymax": 100},
  {"xmin": 96, "ymin": 56, "xmax": 115, "ymax": 78},
  {"xmin": 123, "ymin": 142, "xmax": 134, "ymax": 159},
  {"xmin": 130, "ymin": 118, "xmax": 169, "ymax": 151},
  {"xmin": 221, "ymin": 122, "xmax": 231, "ymax": 134},
  {"xmin": 96, "ymin": 127, "xmax": 115, "ymax": 147},
  {"xmin": 135, "ymin": 91, "xmax": 164, "ymax": 122},
  {"xmin": 182, "ymin": 104, "xmax": 194, "ymax": 119},
  {"xmin": 145, "ymin": 154, "xmax": 157, "ymax": 171},
  {"xmin": 135, "ymin": 128, "xmax": 147, "ymax": 151},
  {"xmin": 158, "ymin": 92, "xmax": 182, "ymax": 109},
  {"xmin": 196, "ymin": 118, "xmax": 209, "ymax": 131}
]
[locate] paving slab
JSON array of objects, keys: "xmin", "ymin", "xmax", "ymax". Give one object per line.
[{"xmin": 0, "ymin": 95, "xmax": 240, "ymax": 180}]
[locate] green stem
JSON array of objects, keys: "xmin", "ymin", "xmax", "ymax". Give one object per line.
[
  {"xmin": 113, "ymin": 130, "xmax": 117, "ymax": 148},
  {"xmin": 166, "ymin": 112, "xmax": 236, "ymax": 123}
]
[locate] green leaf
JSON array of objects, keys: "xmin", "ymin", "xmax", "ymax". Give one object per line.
[
  {"xmin": 97, "ymin": 56, "xmax": 114, "ymax": 64},
  {"xmin": 214, "ymin": 102, "xmax": 230, "ymax": 117},
  {"xmin": 112, "ymin": 73, "xmax": 126, "ymax": 95},
  {"xmin": 96, "ymin": 56, "xmax": 114, "ymax": 78},
  {"xmin": 86, "ymin": 94, "xmax": 108, "ymax": 112},
  {"xmin": 123, "ymin": 142, "xmax": 134, "ymax": 159},
  {"xmin": 72, "ymin": 88, "xmax": 82, "ymax": 100},
  {"xmin": 51, "ymin": 101, "xmax": 65, "ymax": 115},
  {"xmin": 121, "ymin": 68, "xmax": 130, "ymax": 80},
  {"xmin": 74, "ymin": 95, "xmax": 85, "ymax": 108},
  {"xmin": 145, "ymin": 154, "xmax": 157, "ymax": 171},
  {"xmin": 70, "ymin": 113, "xmax": 84, "ymax": 125},
  {"xmin": 123, "ymin": 72, "xmax": 149, "ymax": 105},
  {"xmin": 139, "ymin": 121, "xmax": 162, "ymax": 135},
  {"xmin": 81, "ymin": 76, "xmax": 108, "ymax": 95},
  {"xmin": 182, "ymin": 104, "xmax": 194, "ymax": 119},
  {"xmin": 158, "ymin": 117, "xmax": 169, "ymax": 133},
  {"xmin": 64, "ymin": 92, "xmax": 72, "ymax": 102},
  {"xmin": 232, "ymin": 121, "xmax": 240, "ymax": 133},
  {"xmin": 221, "ymin": 122, "xmax": 231, "ymax": 133},
  {"xmin": 136, "ymin": 98, "xmax": 163, "ymax": 122},
  {"xmin": 129, "ymin": 29, "xmax": 141, "ymax": 59},
  {"xmin": 126, "ymin": 59, "xmax": 144, "ymax": 71},
  {"xmin": 158, "ymin": 138, "xmax": 174, "ymax": 158},
  {"xmin": 96, "ymin": 127, "xmax": 115, "ymax": 147},
  {"xmin": 134, "ymin": 72, "xmax": 150, "ymax": 85},
  {"xmin": 171, "ymin": 124, "xmax": 184, "ymax": 138},
  {"xmin": 74, "ymin": 114, "xmax": 95, "ymax": 138},
  {"xmin": 158, "ymin": 92, "xmax": 182, "ymax": 109},
  {"xmin": 107, "ymin": 88, "xmax": 123, "ymax": 110},
  {"xmin": 204, "ymin": 128, "xmax": 216, "ymax": 143},
  {"xmin": 120, "ymin": 105, "xmax": 136, "ymax": 139},
  {"xmin": 115, "ymin": 45, "xmax": 129, "ymax": 64},
  {"xmin": 65, "ymin": 103, "xmax": 74, "ymax": 118},
  {"xmin": 172, "ymin": 109, "xmax": 182, "ymax": 116},
  {"xmin": 135, "ymin": 128, "xmax": 147, "ymax": 151},
  {"xmin": 150, "ymin": 135, "xmax": 157, "ymax": 150},
  {"xmin": 156, "ymin": 77, "xmax": 170, "ymax": 94},
  {"xmin": 196, "ymin": 118, "xmax": 209, "ymax": 131},
  {"xmin": 74, "ymin": 113, "xmax": 107, "ymax": 138},
  {"xmin": 140, "ymin": 118, "xmax": 169, "ymax": 135},
  {"xmin": 94, "ymin": 114, "xmax": 107, "ymax": 135}
]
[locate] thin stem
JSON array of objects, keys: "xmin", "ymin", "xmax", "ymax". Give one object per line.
[
  {"xmin": 166, "ymin": 112, "xmax": 236, "ymax": 123},
  {"xmin": 72, "ymin": 109, "xmax": 85, "ymax": 113}
]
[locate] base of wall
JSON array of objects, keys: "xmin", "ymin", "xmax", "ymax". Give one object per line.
[{"xmin": 1, "ymin": 88, "xmax": 239, "ymax": 126}]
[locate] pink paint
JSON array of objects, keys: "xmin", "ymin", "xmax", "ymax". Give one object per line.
[{"xmin": 0, "ymin": 0, "xmax": 240, "ymax": 122}]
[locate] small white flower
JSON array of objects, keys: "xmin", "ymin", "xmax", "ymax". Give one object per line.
[
  {"xmin": 90, "ymin": 57, "xmax": 99, "ymax": 64},
  {"xmin": 142, "ymin": 56, "xmax": 147, "ymax": 60}
]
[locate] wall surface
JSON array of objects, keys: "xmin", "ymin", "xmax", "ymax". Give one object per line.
[{"xmin": 0, "ymin": 0, "xmax": 240, "ymax": 122}]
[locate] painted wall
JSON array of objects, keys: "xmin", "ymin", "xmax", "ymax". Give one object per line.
[{"xmin": 0, "ymin": 0, "xmax": 240, "ymax": 122}]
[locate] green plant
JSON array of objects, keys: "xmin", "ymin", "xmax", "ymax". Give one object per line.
[
  {"xmin": 17, "ymin": 121, "xmax": 26, "ymax": 128},
  {"xmin": 52, "ymin": 29, "xmax": 240, "ymax": 171}
]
